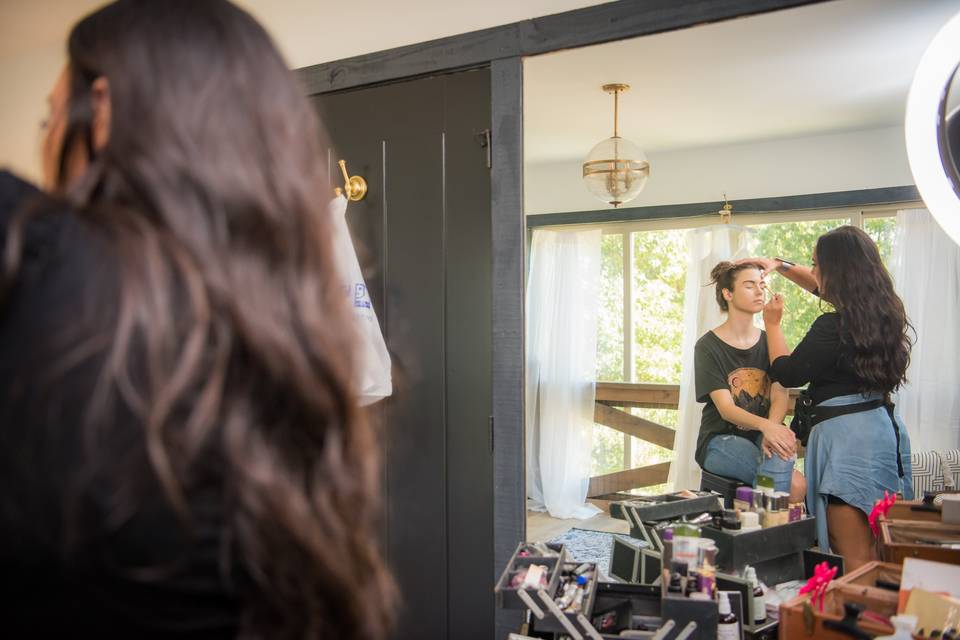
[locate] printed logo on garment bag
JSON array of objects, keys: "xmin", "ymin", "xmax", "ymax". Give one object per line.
[
  {"xmin": 353, "ymin": 283, "xmax": 372, "ymax": 309},
  {"xmin": 340, "ymin": 283, "xmax": 372, "ymax": 308}
]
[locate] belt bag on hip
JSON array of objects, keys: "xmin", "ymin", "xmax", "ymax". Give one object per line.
[{"xmin": 789, "ymin": 391, "xmax": 903, "ymax": 478}]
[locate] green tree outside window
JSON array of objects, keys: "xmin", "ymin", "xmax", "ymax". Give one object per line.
[
  {"xmin": 591, "ymin": 216, "xmax": 897, "ymax": 481},
  {"xmin": 751, "ymin": 218, "xmax": 847, "ymax": 349}
]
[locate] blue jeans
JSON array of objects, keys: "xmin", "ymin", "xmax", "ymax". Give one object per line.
[{"xmin": 702, "ymin": 433, "xmax": 795, "ymax": 493}]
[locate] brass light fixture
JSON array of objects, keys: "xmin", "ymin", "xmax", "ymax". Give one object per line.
[
  {"xmin": 582, "ymin": 83, "xmax": 650, "ymax": 208},
  {"xmin": 719, "ymin": 193, "xmax": 733, "ymax": 224}
]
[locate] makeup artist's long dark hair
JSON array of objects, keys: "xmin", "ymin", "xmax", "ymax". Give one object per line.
[
  {"xmin": 5, "ymin": 0, "xmax": 396, "ymax": 637},
  {"xmin": 816, "ymin": 225, "xmax": 913, "ymax": 395}
]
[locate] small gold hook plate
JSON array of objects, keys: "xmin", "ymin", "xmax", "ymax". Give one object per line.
[{"xmin": 337, "ymin": 159, "xmax": 368, "ymax": 202}]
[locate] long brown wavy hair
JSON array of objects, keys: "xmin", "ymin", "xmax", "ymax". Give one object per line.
[
  {"xmin": 815, "ymin": 225, "xmax": 913, "ymax": 395},
  {"xmin": 5, "ymin": 0, "xmax": 396, "ymax": 637}
]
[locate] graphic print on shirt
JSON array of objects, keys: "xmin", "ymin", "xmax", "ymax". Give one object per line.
[{"xmin": 727, "ymin": 367, "xmax": 771, "ymax": 425}]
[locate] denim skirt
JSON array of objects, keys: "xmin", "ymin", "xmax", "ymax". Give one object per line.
[{"xmin": 805, "ymin": 392, "xmax": 914, "ymax": 551}]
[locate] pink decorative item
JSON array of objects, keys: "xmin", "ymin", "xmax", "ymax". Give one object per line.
[
  {"xmin": 799, "ymin": 561, "xmax": 838, "ymax": 611},
  {"xmin": 868, "ymin": 491, "xmax": 897, "ymax": 537}
]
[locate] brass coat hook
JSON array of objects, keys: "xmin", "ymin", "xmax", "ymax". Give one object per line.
[{"xmin": 335, "ymin": 159, "xmax": 368, "ymax": 202}]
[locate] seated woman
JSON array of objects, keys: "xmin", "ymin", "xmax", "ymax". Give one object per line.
[{"xmin": 694, "ymin": 262, "xmax": 806, "ymax": 501}]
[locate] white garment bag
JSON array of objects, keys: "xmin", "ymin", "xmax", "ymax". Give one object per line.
[{"xmin": 329, "ymin": 196, "xmax": 393, "ymax": 405}]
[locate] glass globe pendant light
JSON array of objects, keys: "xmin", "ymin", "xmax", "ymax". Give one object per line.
[{"xmin": 582, "ymin": 83, "xmax": 650, "ymax": 207}]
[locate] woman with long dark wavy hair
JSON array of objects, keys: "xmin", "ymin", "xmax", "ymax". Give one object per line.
[
  {"xmin": 747, "ymin": 226, "xmax": 914, "ymax": 570},
  {"xmin": 0, "ymin": 0, "xmax": 396, "ymax": 637}
]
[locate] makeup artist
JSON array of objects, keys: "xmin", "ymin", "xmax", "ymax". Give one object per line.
[
  {"xmin": 741, "ymin": 226, "xmax": 914, "ymax": 571},
  {"xmin": 0, "ymin": 1, "xmax": 396, "ymax": 636}
]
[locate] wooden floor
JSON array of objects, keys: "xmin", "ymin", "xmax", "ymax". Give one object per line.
[{"xmin": 526, "ymin": 508, "xmax": 630, "ymax": 542}]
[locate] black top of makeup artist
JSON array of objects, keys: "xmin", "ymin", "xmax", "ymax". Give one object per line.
[
  {"xmin": 0, "ymin": 171, "xmax": 241, "ymax": 638},
  {"xmin": 768, "ymin": 312, "xmax": 865, "ymax": 404}
]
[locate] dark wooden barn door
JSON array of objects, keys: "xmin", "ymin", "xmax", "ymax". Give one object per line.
[{"xmin": 312, "ymin": 68, "xmax": 493, "ymax": 640}]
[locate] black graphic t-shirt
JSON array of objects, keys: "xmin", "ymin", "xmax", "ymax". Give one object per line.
[{"xmin": 694, "ymin": 330, "xmax": 772, "ymax": 466}]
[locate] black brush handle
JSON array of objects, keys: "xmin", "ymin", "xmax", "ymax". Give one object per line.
[{"xmin": 822, "ymin": 603, "xmax": 873, "ymax": 640}]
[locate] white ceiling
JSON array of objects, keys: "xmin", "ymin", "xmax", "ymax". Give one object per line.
[
  {"xmin": 0, "ymin": 0, "xmax": 609, "ymax": 66},
  {"xmin": 523, "ymin": 0, "xmax": 960, "ymax": 164}
]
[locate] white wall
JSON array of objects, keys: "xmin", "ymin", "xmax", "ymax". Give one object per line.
[
  {"xmin": 525, "ymin": 125, "xmax": 914, "ymax": 215},
  {"xmin": 0, "ymin": 43, "xmax": 63, "ymax": 182},
  {"xmin": 0, "ymin": 0, "xmax": 606, "ymax": 183}
]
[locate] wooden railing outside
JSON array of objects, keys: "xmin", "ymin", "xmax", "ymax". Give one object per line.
[
  {"xmin": 588, "ymin": 382, "xmax": 800, "ymax": 496},
  {"xmin": 588, "ymin": 383, "xmax": 676, "ymax": 496}
]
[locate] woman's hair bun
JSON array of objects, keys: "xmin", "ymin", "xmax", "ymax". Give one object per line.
[{"xmin": 709, "ymin": 261, "xmax": 734, "ymax": 283}]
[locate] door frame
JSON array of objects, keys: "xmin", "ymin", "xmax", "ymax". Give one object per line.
[{"xmin": 294, "ymin": 1, "xmax": 827, "ymax": 634}]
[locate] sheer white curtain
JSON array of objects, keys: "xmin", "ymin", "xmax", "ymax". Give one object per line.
[
  {"xmin": 526, "ymin": 228, "xmax": 603, "ymax": 519},
  {"xmin": 891, "ymin": 208, "xmax": 960, "ymax": 452},
  {"xmin": 669, "ymin": 224, "xmax": 756, "ymax": 490}
]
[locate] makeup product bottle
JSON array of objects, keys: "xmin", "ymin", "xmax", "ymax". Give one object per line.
[
  {"xmin": 774, "ymin": 494, "xmax": 786, "ymax": 525},
  {"xmin": 673, "ymin": 523, "xmax": 700, "ymax": 537},
  {"xmin": 557, "ymin": 578, "xmax": 577, "ymax": 609},
  {"xmin": 673, "ymin": 524, "xmax": 700, "ymax": 568},
  {"xmin": 761, "ymin": 498, "xmax": 775, "ymax": 528},
  {"xmin": 767, "ymin": 495, "xmax": 779, "ymax": 526},
  {"xmin": 718, "ymin": 591, "xmax": 740, "ymax": 640},
  {"xmin": 788, "ymin": 502, "xmax": 802, "ymax": 522},
  {"xmin": 667, "ymin": 573, "xmax": 683, "ymax": 595},
  {"xmin": 745, "ymin": 566, "xmax": 766, "ymax": 625},
  {"xmin": 698, "ymin": 563, "xmax": 716, "ymax": 598},
  {"xmin": 701, "ymin": 540, "xmax": 718, "ymax": 569},
  {"xmin": 734, "ymin": 486, "xmax": 754, "ymax": 512},
  {"xmin": 740, "ymin": 511, "xmax": 760, "ymax": 531},
  {"xmin": 721, "ymin": 511, "xmax": 741, "ymax": 531},
  {"xmin": 875, "ymin": 615, "xmax": 919, "ymax": 639},
  {"xmin": 779, "ymin": 495, "xmax": 788, "ymax": 524},
  {"xmin": 669, "ymin": 559, "xmax": 688, "ymax": 596},
  {"xmin": 684, "ymin": 562, "xmax": 702, "ymax": 598},
  {"xmin": 662, "ymin": 528, "xmax": 674, "ymax": 568},
  {"xmin": 567, "ymin": 575, "xmax": 589, "ymax": 613},
  {"xmin": 753, "ymin": 489, "xmax": 766, "ymax": 525}
]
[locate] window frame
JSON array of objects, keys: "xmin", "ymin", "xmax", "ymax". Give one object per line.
[{"xmin": 550, "ymin": 201, "xmax": 922, "ymax": 472}]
